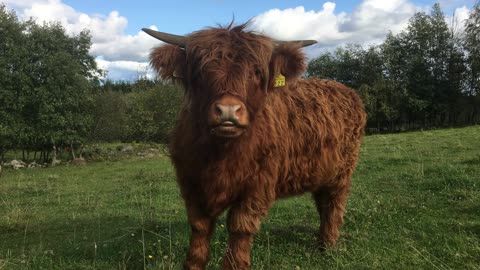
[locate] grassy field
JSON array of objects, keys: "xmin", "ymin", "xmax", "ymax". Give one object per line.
[{"xmin": 1, "ymin": 126, "xmax": 479, "ymax": 269}]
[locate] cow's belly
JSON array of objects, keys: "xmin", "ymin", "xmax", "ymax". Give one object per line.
[{"xmin": 275, "ymin": 167, "xmax": 339, "ymax": 199}]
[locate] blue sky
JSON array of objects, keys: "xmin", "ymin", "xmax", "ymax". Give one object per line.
[
  {"xmin": 60, "ymin": 1, "xmax": 360, "ymax": 35},
  {"xmin": 4, "ymin": 0, "xmax": 477, "ymax": 81},
  {"xmin": 56, "ymin": 0, "xmax": 476, "ymax": 35}
]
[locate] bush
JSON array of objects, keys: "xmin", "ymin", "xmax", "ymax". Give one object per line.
[{"xmin": 90, "ymin": 81, "xmax": 183, "ymax": 143}]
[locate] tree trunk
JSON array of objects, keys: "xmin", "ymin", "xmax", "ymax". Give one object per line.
[{"xmin": 71, "ymin": 143, "xmax": 76, "ymax": 159}]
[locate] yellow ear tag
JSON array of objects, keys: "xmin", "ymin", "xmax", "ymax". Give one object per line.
[
  {"xmin": 274, "ymin": 73, "xmax": 286, "ymax": 87},
  {"xmin": 173, "ymin": 71, "xmax": 182, "ymax": 78}
]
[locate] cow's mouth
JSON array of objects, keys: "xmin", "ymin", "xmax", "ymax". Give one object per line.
[{"xmin": 210, "ymin": 121, "xmax": 245, "ymax": 138}]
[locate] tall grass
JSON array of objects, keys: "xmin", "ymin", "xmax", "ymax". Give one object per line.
[{"xmin": 1, "ymin": 126, "xmax": 479, "ymax": 269}]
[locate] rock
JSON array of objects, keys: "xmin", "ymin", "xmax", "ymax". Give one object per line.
[
  {"xmin": 27, "ymin": 161, "xmax": 40, "ymax": 168},
  {"xmin": 120, "ymin": 145, "xmax": 134, "ymax": 153},
  {"xmin": 51, "ymin": 159, "xmax": 61, "ymax": 167},
  {"xmin": 71, "ymin": 157, "xmax": 86, "ymax": 166},
  {"xmin": 8, "ymin": 160, "xmax": 26, "ymax": 170},
  {"xmin": 137, "ymin": 147, "xmax": 162, "ymax": 158}
]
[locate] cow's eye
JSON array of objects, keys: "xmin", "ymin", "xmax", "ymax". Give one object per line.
[{"xmin": 248, "ymin": 68, "xmax": 261, "ymax": 80}]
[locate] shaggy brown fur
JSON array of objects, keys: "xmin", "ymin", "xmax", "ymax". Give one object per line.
[{"xmin": 148, "ymin": 23, "xmax": 366, "ymax": 270}]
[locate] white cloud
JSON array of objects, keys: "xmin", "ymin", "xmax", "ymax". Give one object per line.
[
  {"xmin": 448, "ymin": 6, "xmax": 471, "ymax": 32},
  {"xmin": 96, "ymin": 58, "xmax": 155, "ymax": 81},
  {"xmin": 252, "ymin": 0, "xmax": 421, "ymax": 51},
  {"xmin": 251, "ymin": 3, "xmax": 348, "ymax": 44},
  {"xmin": 2, "ymin": 0, "xmax": 49, "ymax": 9}
]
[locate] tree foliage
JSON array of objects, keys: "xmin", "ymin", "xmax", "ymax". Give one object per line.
[
  {"xmin": 307, "ymin": 3, "xmax": 479, "ymax": 132},
  {"xmin": 90, "ymin": 80, "xmax": 183, "ymax": 143},
  {"xmin": 0, "ymin": 5, "xmax": 101, "ymax": 160}
]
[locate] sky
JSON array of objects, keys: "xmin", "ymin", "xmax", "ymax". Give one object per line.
[{"xmin": 3, "ymin": 0, "xmax": 477, "ymax": 81}]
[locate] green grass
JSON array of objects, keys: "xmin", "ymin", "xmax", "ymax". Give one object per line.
[{"xmin": 1, "ymin": 126, "xmax": 479, "ymax": 269}]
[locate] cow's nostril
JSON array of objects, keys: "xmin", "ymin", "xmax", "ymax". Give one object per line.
[
  {"xmin": 215, "ymin": 104, "xmax": 223, "ymax": 116},
  {"xmin": 232, "ymin": 105, "xmax": 241, "ymax": 113}
]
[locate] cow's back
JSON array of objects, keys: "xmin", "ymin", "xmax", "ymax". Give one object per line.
[{"xmin": 259, "ymin": 78, "xmax": 366, "ymax": 197}]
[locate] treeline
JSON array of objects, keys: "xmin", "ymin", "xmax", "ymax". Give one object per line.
[
  {"xmin": 90, "ymin": 79, "xmax": 182, "ymax": 143},
  {"xmin": 307, "ymin": 3, "xmax": 480, "ymax": 132},
  {"xmin": 0, "ymin": 5, "xmax": 182, "ymax": 162}
]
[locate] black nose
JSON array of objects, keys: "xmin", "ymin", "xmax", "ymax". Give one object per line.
[{"xmin": 215, "ymin": 104, "xmax": 241, "ymax": 121}]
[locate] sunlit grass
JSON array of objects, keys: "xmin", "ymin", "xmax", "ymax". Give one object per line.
[{"xmin": 1, "ymin": 126, "xmax": 479, "ymax": 269}]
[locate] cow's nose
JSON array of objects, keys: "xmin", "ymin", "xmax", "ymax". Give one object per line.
[{"xmin": 215, "ymin": 104, "xmax": 242, "ymax": 121}]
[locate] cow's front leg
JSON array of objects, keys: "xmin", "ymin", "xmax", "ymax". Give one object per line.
[
  {"xmin": 222, "ymin": 199, "xmax": 270, "ymax": 270},
  {"xmin": 183, "ymin": 204, "xmax": 216, "ymax": 270}
]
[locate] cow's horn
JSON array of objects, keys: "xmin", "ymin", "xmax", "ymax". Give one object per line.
[
  {"xmin": 142, "ymin": 28, "xmax": 186, "ymax": 48},
  {"xmin": 274, "ymin": 40, "xmax": 317, "ymax": 48}
]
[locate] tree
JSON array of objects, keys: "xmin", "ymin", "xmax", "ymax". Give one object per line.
[
  {"xmin": 124, "ymin": 82, "xmax": 182, "ymax": 142},
  {"xmin": 23, "ymin": 22, "xmax": 101, "ymax": 157},
  {"xmin": 307, "ymin": 3, "xmax": 474, "ymax": 131},
  {"xmin": 0, "ymin": 5, "xmax": 29, "ymax": 159},
  {"xmin": 90, "ymin": 90, "xmax": 128, "ymax": 141},
  {"xmin": 464, "ymin": 1, "xmax": 480, "ymax": 123},
  {"xmin": 1, "ymin": 5, "xmax": 101, "ymax": 161},
  {"xmin": 381, "ymin": 3, "xmax": 464, "ymax": 127}
]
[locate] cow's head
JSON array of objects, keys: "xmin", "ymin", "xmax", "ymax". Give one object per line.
[{"xmin": 144, "ymin": 23, "xmax": 316, "ymax": 139}]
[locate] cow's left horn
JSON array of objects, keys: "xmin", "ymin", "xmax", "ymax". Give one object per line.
[
  {"xmin": 142, "ymin": 28, "xmax": 186, "ymax": 48},
  {"xmin": 274, "ymin": 40, "xmax": 317, "ymax": 48}
]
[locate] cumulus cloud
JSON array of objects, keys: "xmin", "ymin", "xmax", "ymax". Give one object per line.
[
  {"xmin": 251, "ymin": 3, "xmax": 348, "ymax": 45},
  {"xmin": 252, "ymin": 0, "xmax": 422, "ymax": 52},
  {"xmin": 448, "ymin": 6, "xmax": 471, "ymax": 32},
  {"xmin": 96, "ymin": 57, "xmax": 155, "ymax": 81}
]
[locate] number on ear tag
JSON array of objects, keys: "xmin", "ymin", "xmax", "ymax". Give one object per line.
[{"xmin": 274, "ymin": 73, "xmax": 286, "ymax": 87}]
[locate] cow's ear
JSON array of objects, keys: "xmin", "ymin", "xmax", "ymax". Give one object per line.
[
  {"xmin": 150, "ymin": 44, "xmax": 186, "ymax": 81},
  {"xmin": 269, "ymin": 44, "xmax": 307, "ymax": 88}
]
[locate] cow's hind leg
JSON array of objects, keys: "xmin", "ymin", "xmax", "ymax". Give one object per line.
[{"xmin": 312, "ymin": 178, "xmax": 351, "ymax": 248}]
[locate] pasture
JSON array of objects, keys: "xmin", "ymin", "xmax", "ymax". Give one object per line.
[{"xmin": 1, "ymin": 126, "xmax": 479, "ymax": 269}]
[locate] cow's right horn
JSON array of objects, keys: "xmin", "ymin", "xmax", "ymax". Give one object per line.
[
  {"xmin": 142, "ymin": 28, "xmax": 186, "ymax": 48},
  {"xmin": 273, "ymin": 40, "xmax": 317, "ymax": 48}
]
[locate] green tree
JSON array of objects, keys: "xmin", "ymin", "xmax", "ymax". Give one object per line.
[
  {"xmin": 464, "ymin": 1, "xmax": 480, "ymax": 123},
  {"xmin": 124, "ymin": 82, "xmax": 182, "ymax": 142},
  {"xmin": 1, "ymin": 6, "xmax": 101, "ymax": 161},
  {"xmin": 381, "ymin": 3, "xmax": 465, "ymax": 127},
  {"xmin": 307, "ymin": 44, "xmax": 365, "ymax": 89},
  {"xmin": 90, "ymin": 90, "xmax": 128, "ymax": 141},
  {"xmin": 0, "ymin": 5, "xmax": 29, "ymax": 159},
  {"xmin": 23, "ymin": 22, "xmax": 101, "ymax": 156}
]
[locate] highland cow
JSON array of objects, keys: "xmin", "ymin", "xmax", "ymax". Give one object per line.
[{"xmin": 143, "ymin": 23, "xmax": 366, "ymax": 270}]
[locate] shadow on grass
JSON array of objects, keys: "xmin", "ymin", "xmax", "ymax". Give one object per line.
[
  {"xmin": 459, "ymin": 156, "xmax": 480, "ymax": 165},
  {"xmin": 0, "ymin": 215, "xmax": 189, "ymax": 270},
  {"xmin": 263, "ymin": 223, "xmax": 321, "ymax": 250}
]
